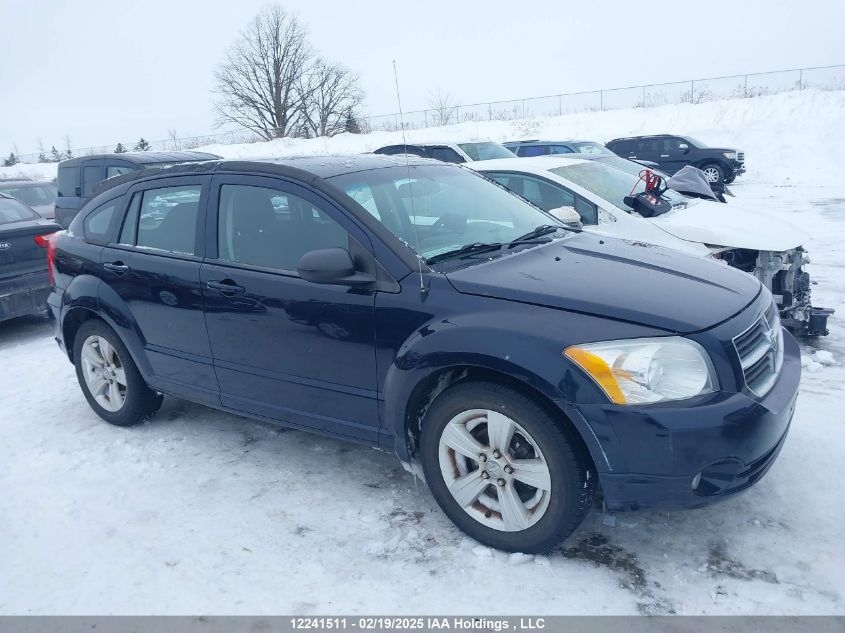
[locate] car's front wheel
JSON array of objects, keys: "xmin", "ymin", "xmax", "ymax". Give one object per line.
[
  {"xmin": 701, "ymin": 163, "xmax": 725, "ymax": 185},
  {"xmin": 420, "ymin": 381, "xmax": 594, "ymax": 552},
  {"xmin": 73, "ymin": 319, "xmax": 162, "ymax": 426}
]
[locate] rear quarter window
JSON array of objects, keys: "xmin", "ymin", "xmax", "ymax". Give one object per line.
[{"xmin": 83, "ymin": 201, "xmax": 119, "ymax": 242}]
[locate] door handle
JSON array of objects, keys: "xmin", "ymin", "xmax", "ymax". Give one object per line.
[
  {"xmin": 660, "ymin": 154, "xmax": 670, "ymax": 158},
  {"xmin": 206, "ymin": 280, "xmax": 245, "ymax": 295},
  {"xmin": 103, "ymin": 262, "xmax": 130, "ymax": 274}
]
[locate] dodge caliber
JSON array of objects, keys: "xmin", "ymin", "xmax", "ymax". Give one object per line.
[{"xmin": 45, "ymin": 155, "xmax": 800, "ymax": 552}]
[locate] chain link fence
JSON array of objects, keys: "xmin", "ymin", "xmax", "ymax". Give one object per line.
[{"xmin": 12, "ymin": 64, "xmax": 845, "ymax": 164}]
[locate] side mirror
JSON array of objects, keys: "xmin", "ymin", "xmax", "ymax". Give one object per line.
[
  {"xmin": 678, "ymin": 143, "xmax": 690, "ymax": 154},
  {"xmin": 297, "ymin": 248, "xmax": 375, "ymax": 287},
  {"xmin": 548, "ymin": 206, "xmax": 583, "ymax": 228}
]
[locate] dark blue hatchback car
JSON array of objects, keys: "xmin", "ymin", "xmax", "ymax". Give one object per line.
[{"xmin": 45, "ymin": 155, "xmax": 800, "ymax": 552}]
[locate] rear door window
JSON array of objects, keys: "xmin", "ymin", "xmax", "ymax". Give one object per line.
[
  {"xmin": 130, "ymin": 185, "xmax": 202, "ymax": 255},
  {"xmin": 550, "ymin": 145, "xmax": 574, "ymax": 154},
  {"xmin": 518, "ymin": 145, "xmax": 547, "ymax": 157}
]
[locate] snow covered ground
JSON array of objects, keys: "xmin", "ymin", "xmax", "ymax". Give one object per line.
[{"xmin": 1, "ymin": 90, "xmax": 844, "ymax": 615}]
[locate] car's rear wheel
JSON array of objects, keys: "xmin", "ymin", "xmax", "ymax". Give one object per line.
[
  {"xmin": 701, "ymin": 163, "xmax": 724, "ymax": 185},
  {"xmin": 420, "ymin": 381, "xmax": 594, "ymax": 552},
  {"xmin": 73, "ymin": 320, "xmax": 162, "ymax": 426}
]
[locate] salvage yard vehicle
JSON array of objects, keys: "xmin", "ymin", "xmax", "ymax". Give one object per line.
[
  {"xmin": 606, "ymin": 134, "xmax": 745, "ymax": 185},
  {"xmin": 474, "ymin": 156, "xmax": 831, "ymax": 335},
  {"xmin": 0, "ymin": 178, "xmax": 58, "ymax": 220},
  {"xmin": 373, "ymin": 141, "xmax": 515, "ymax": 163},
  {"xmin": 0, "ymin": 193, "xmax": 60, "ymax": 323},
  {"xmin": 54, "ymin": 150, "xmax": 220, "ymax": 228},
  {"xmin": 46, "ymin": 155, "xmax": 799, "ymax": 552}
]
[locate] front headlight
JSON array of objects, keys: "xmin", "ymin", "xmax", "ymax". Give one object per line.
[
  {"xmin": 723, "ymin": 151, "xmax": 737, "ymax": 160},
  {"xmin": 565, "ymin": 337, "xmax": 717, "ymax": 405}
]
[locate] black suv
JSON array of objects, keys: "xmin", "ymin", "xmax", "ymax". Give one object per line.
[{"xmin": 606, "ymin": 135, "xmax": 745, "ymax": 185}]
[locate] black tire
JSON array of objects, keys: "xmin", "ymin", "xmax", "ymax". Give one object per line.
[
  {"xmin": 420, "ymin": 381, "xmax": 594, "ymax": 553},
  {"xmin": 73, "ymin": 319, "xmax": 162, "ymax": 426},
  {"xmin": 700, "ymin": 163, "xmax": 725, "ymax": 186}
]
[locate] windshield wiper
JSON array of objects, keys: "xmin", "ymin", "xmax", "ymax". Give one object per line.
[
  {"xmin": 425, "ymin": 242, "xmax": 504, "ymax": 264},
  {"xmin": 508, "ymin": 224, "xmax": 567, "ymax": 247}
]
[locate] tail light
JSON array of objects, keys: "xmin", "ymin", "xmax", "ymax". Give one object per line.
[{"xmin": 34, "ymin": 232, "xmax": 59, "ymax": 285}]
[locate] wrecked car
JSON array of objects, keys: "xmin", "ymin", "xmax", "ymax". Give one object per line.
[{"xmin": 475, "ymin": 156, "xmax": 832, "ymax": 335}]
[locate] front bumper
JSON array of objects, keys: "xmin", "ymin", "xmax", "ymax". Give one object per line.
[
  {"xmin": 731, "ymin": 160, "xmax": 746, "ymax": 176},
  {"xmin": 0, "ymin": 271, "xmax": 51, "ymax": 322},
  {"xmin": 569, "ymin": 330, "xmax": 801, "ymax": 512}
]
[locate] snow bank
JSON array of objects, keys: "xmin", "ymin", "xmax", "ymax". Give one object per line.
[
  {"xmin": 200, "ymin": 88, "xmax": 845, "ymax": 187},
  {"xmin": 0, "ymin": 162, "xmax": 61, "ymax": 182},
  {"xmin": 5, "ymin": 89, "xmax": 844, "ymax": 188}
]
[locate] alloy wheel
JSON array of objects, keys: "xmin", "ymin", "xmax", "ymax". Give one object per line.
[
  {"xmin": 703, "ymin": 166, "xmax": 721, "ymax": 183},
  {"xmin": 438, "ymin": 409, "xmax": 552, "ymax": 532},
  {"xmin": 80, "ymin": 335, "xmax": 127, "ymax": 412}
]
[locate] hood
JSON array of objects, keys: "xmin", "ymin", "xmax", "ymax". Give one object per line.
[
  {"xmin": 445, "ymin": 232, "xmax": 761, "ymax": 334},
  {"xmin": 648, "ymin": 199, "xmax": 805, "ymax": 252}
]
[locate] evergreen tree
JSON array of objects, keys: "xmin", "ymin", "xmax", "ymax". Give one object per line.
[
  {"xmin": 50, "ymin": 146, "xmax": 62, "ymax": 162},
  {"xmin": 344, "ymin": 109, "xmax": 362, "ymax": 134},
  {"xmin": 114, "ymin": 143, "xmax": 127, "ymax": 153},
  {"xmin": 134, "ymin": 138, "xmax": 151, "ymax": 151},
  {"xmin": 2, "ymin": 152, "xmax": 19, "ymax": 167},
  {"xmin": 38, "ymin": 151, "xmax": 49, "ymax": 163}
]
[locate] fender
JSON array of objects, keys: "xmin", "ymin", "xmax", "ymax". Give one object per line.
[
  {"xmin": 61, "ymin": 273, "xmax": 155, "ymax": 381},
  {"xmin": 380, "ymin": 291, "xmax": 667, "ymax": 470},
  {"xmin": 58, "ymin": 274, "xmax": 103, "ymax": 360}
]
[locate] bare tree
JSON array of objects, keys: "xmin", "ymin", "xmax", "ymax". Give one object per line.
[
  {"xmin": 213, "ymin": 5, "xmax": 312, "ymax": 140},
  {"xmin": 167, "ymin": 129, "xmax": 181, "ymax": 151},
  {"xmin": 427, "ymin": 89, "xmax": 458, "ymax": 126},
  {"xmin": 296, "ymin": 57, "xmax": 364, "ymax": 137}
]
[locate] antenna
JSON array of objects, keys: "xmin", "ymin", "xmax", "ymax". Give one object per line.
[{"xmin": 392, "ymin": 60, "xmax": 427, "ymax": 296}]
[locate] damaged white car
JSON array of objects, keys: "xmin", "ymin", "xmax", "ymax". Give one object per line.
[{"xmin": 473, "ymin": 156, "xmax": 833, "ymax": 335}]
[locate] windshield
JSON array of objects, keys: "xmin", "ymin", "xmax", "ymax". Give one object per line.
[
  {"xmin": 549, "ymin": 161, "xmax": 688, "ymax": 211},
  {"xmin": 571, "ymin": 142, "xmax": 613, "ymax": 156},
  {"xmin": 329, "ymin": 165, "xmax": 560, "ymax": 262},
  {"xmin": 457, "ymin": 142, "xmax": 516, "ymax": 161},
  {"xmin": 0, "ymin": 197, "xmax": 39, "ymax": 224},
  {"xmin": 0, "ymin": 183, "xmax": 57, "ymax": 206}
]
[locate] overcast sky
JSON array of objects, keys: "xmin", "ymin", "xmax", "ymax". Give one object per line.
[{"xmin": 1, "ymin": 0, "xmax": 842, "ymax": 156}]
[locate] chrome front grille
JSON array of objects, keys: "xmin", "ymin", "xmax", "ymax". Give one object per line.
[
  {"xmin": 736, "ymin": 151, "xmax": 745, "ymax": 163},
  {"xmin": 733, "ymin": 303, "xmax": 783, "ymax": 397}
]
